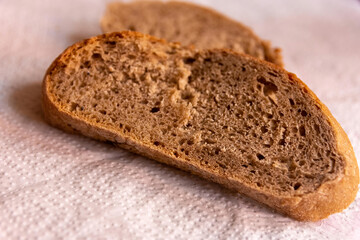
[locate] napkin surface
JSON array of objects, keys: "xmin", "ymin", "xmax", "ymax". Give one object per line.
[{"xmin": 0, "ymin": 0, "xmax": 359, "ymax": 239}]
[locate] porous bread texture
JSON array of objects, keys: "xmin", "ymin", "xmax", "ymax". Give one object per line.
[
  {"xmin": 101, "ymin": 1, "xmax": 283, "ymax": 66},
  {"xmin": 45, "ymin": 34, "xmax": 341, "ymax": 194},
  {"xmin": 43, "ymin": 32, "xmax": 359, "ymax": 221}
]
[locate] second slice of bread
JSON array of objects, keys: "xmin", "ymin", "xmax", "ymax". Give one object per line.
[{"xmin": 101, "ymin": 1, "xmax": 283, "ymax": 66}]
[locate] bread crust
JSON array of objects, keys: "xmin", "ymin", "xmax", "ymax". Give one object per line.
[
  {"xmin": 42, "ymin": 32, "xmax": 359, "ymax": 221},
  {"xmin": 101, "ymin": 1, "xmax": 283, "ymax": 66}
]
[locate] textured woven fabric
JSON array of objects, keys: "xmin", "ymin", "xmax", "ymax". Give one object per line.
[{"xmin": 0, "ymin": 0, "xmax": 359, "ymax": 239}]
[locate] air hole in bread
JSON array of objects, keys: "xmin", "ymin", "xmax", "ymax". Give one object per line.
[
  {"xmin": 183, "ymin": 57, "xmax": 196, "ymax": 64},
  {"xmin": 301, "ymin": 110, "xmax": 308, "ymax": 117},
  {"xmin": 70, "ymin": 102, "xmax": 78, "ymax": 111},
  {"xmin": 179, "ymin": 139, "xmax": 186, "ymax": 145},
  {"xmin": 267, "ymin": 71, "xmax": 278, "ymax": 77},
  {"xmin": 257, "ymin": 77, "xmax": 278, "ymax": 95},
  {"xmin": 92, "ymin": 53, "xmax": 102, "ymax": 59},
  {"xmin": 289, "ymin": 98, "xmax": 295, "ymax": 106},
  {"xmin": 105, "ymin": 41, "xmax": 116, "ymax": 47},
  {"xmin": 111, "ymin": 88, "xmax": 119, "ymax": 94},
  {"xmin": 185, "ymin": 123, "xmax": 192, "ymax": 128},
  {"xmin": 181, "ymin": 92, "xmax": 193, "ymax": 100},
  {"xmin": 124, "ymin": 125, "xmax": 131, "ymax": 133},
  {"xmin": 150, "ymin": 107, "xmax": 160, "ymax": 113},
  {"xmin": 314, "ymin": 124, "xmax": 320, "ymax": 134},
  {"xmin": 256, "ymin": 153, "xmax": 265, "ymax": 160},
  {"xmin": 299, "ymin": 125, "xmax": 306, "ymax": 137},
  {"xmin": 217, "ymin": 161, "xmax": 227, "ymax": 169},
  {"xmin": 84, "ymin": 61, "xmax": 91, "ymax": 68},
  {"xmin": 294, "ymin": 182, "xmax": 301, "ymax": 190}
]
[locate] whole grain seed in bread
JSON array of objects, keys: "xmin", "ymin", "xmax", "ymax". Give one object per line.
[
  {"xmin": 101, "ymin": 1, "xmax": 283, "ymax": 66},
  {"xmin": 42, "ymin": 32, "xmax": 359, "ymax": 221}
]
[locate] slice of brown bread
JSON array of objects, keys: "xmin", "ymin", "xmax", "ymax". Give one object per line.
[
  {"xmin": 42, "ymin": 32, "xmax": 359, "ymax": 221},
  {"xmin": 101, "ymin": 1, "xmax": 283, "ymax": 66}
]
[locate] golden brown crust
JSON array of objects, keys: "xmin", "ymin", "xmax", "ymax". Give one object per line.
[{"xmin": 42, "ymin": 32, "xmax": 358, "ymax": 221}]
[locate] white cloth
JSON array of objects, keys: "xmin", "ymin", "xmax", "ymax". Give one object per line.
[{"xmin": 0, "ymin": 0, "xmax": 359, "ymax": 239}]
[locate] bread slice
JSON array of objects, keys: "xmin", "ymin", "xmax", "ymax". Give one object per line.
[
  {"xmin": 101, "ymin": 1, "xmax": 283, "ymax": 66},
  {"xmin": 42, "ymin": 32, "xmax": 359, "ymax": 221}
]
